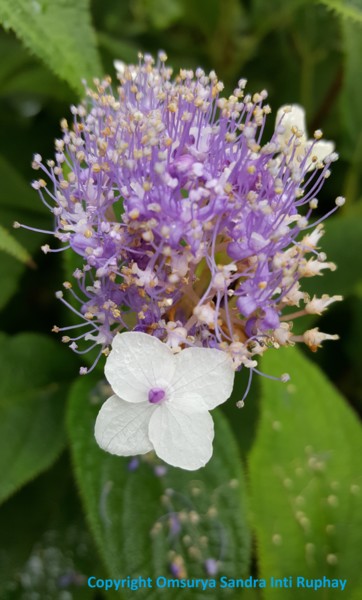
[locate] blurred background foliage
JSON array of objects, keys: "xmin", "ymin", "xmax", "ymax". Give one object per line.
[{"xmin": 0, "ymin": 0, "xmax": 361, "ymax": 598}]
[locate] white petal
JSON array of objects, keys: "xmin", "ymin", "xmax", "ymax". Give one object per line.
[
  {"xmin": 276, "ymin": 104, "xmax": 306, "ymax": 133},
  {"xmin": 167, "ymin": 392, "xmax": 209, "ymax": 414},
  {"xmin": 95, "ymin": 394, "xmax": 154, "ymax": 456},
  {"xmin": 149, "ymin": 404, "xmax": 214, "ymax": 470},
  {"xmin": 308, "ymin": 140, "xmax": 335, "ymax": 163},
  {"xmin": 170, "ymin": 347, "xmax": 235, "ymax": 410},
  {"xmin": 113, "ymin": 60, "xmax": 125, "ymax": 75},
  {"xmin": 105, "ymin": 332, "xmax": 176, "ymax": 403}
]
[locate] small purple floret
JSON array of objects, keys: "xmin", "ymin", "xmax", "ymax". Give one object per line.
[
  {"xmin": 169, "ymin": 513, "xmax": 181, "ymax": 537},
  {"xmin": 154, "ymin": 465, "xmax": 168, "ymax": 477},
  {"xmin": 127, "ymin": 457, "xmax": 140, "ymax": 471},
  {"xmin": 204, "ymin": 558, "xmax": 219, "ymax": 576},
  {"xmin": 148, "ymin": 387, "xmax": 166, "ymax": 404},
  {"xmin": 169, "ymin": 561, "xmax": 182, "ymax": 578}
]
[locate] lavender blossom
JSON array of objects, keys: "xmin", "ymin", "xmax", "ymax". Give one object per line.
[{"xmin": 21, "ymin": 52, "xmax": 343, "ymax": 376}]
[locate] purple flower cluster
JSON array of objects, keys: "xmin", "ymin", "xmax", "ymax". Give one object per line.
[{"xmin": 21, "ymin": 53, "xmax": 343, "ymax": 374}]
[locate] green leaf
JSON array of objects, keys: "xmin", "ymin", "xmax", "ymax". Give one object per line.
[
  {"xmin": 203, "ymin": 0, "xmax": 252, "ymax": 81},
  {"xmin": 97, "ymin": 33, "xmax": 139, "ymax": 65},
  {"xmin": 0, "ymin": 332, "xmax": 75, "ymax": 504},
  {"xmin": 249, "ymin": 347, "xmax": 362, "ymax": 598},
  {"xmin": 182, "ymin": 0, "xmax": 220, "ymax": 35},
  {"xmin": 0, "ymin": 155, "xmax": 49, "ymax": 310},
  {"xmin": 0, "ymin": 33, "xmax": 72, "ymax": 102},
  {"xmin": 222, "ymin": 370, "xmax": 261, "ymax": 460},
  {"xmin": 132, "ymin": 0, "xmax": 184, "ymax": 30},
  {"xmin": 0, "ymin": 64, "xmax": 74, "ymax": 101},
  {"xmin": 0, "ymin": 223, "xmax": 33, "ymax": 265},
  {"xmin": 0, "ymin": 154, "xmax": 47, "ymax": 217},
  {"xmin": 252, "ymin": 0, "xmax": 314, "ymax": 35},
  {"xmin": 0, "ymin": 455, "xmax": 102, "ymax": 599},
  {"xmin": 318, "ymin": 0, "xmax": 362, "ymax": 24},
  {"xmin": 287, "ymin": 4, "xmax": 342, "ymax": 116},
  {"xmin": 338, "ymin": 19, "xmax": 362, "ymax": 198},
  {"xmin": 0, "ymin": 0, "xmax": 102, "ymax": 94},
  {"xmin": 67, "ymin": 375, "xmax": 251, "ymax": 598},
  {"xmin": 0, "ymin": 33, "xmax": 33, "ymax": 87},
  {"xmin": 340, "ymin": 20, "xmax": 362, "ymax": 144}
]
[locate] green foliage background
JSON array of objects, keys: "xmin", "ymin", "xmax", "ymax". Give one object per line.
[{"xmin": 0, "ymin": 0, "xmax": 361, "ymax": 598}]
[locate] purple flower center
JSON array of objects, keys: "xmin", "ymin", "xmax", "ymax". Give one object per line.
[{"xmin": 148, "ymin": 387, "xmax": 166, "ymax": 404}]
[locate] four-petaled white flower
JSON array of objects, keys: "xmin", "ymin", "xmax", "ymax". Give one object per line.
[{"xmin": 94, "ymin": 332, "xmax": 235, "ymax": 470}]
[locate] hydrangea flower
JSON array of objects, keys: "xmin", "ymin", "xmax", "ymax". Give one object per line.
[
  {"xmin": 19, "ymin": 52, "xmax": 343, "ymax": 383},
  {"xmin": 95, "ymin": 331, "xmax": 234, "ymax": 470}
]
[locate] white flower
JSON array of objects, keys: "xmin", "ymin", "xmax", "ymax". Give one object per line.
[
  {"xmin": 305, "ymin": 294, "xmax": 343, "ymax": 315},
  {"xmin": 303, "ymin": 327, "xmax": 339, "ymax": 351},
  {"xmin": 276, "ymin": 105, "xmax": 334, "ymax": 170},
  {"xmin": 94, "ymin": 332, "xmax": 235, "ymax": 470}
]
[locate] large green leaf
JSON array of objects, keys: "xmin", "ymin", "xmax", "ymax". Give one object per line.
[
  {"xmin": 249, "ymin": 346, "xmax": 362, "ymax": 598},
  {"xmin": 0, "ymin": 155, "xmax": 49, "ymax": 310},
  {"xmin": 0, "ymin": 332, "xmax": 75, "ymax": 504},
  {"xmin": 0, "ymin": 0, "xmax": 102, "ymax": 94},
  {"xmin": 0, "ymin": 455, "xmax": 102, "ymax": 599},
  {"xmin": 67, "ymin": 374, "xmax": 251, "ymax": 599}
]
